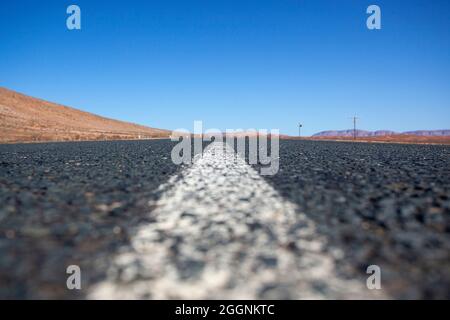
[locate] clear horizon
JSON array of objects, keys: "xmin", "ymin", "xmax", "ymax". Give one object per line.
[{"xmin": 1, "ymin": 0, "xmax": 449, "ymax": 136}]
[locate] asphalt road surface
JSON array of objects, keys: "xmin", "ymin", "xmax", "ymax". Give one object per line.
[{"xmin": 0, "ymin": 139, "xmax": 449, "ymax": 299}]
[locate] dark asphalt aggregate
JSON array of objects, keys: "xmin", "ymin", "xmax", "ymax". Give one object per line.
[
  {"xmin": 0, "ymin": 139, "xmax": 449, "ymax": 299},
  {"xmin": 257, "ymin": 140, "xmax": 450, "ymax": 299},
  {"xmin": 0, "ymin": 140, "xmax": 181, "ymax": 299}
]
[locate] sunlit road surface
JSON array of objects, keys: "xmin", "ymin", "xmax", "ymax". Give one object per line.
[{"xmin": 0, "ymin": 140, "xmax": 449, "ymax": 299}]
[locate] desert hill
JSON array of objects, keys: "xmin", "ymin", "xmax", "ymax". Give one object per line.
[{"xmin": 0, "ymin": 87, "xmax": 170, "ymax": 143}]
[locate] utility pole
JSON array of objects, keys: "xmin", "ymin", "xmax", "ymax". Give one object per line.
[
  {"xmin": 298, "ymin": 123, "xmax": 303, "ymax": 137},
  {"xmin": 349, "ymin": 116, "xmax": 359, "ymax": 140}
]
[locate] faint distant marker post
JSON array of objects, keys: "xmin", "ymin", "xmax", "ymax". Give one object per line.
[
  {"xmin": 366, "ymin": 5, "xmax": 381, "ymax": 30},
  {"xmin": 66, "ymin": 5, "xmax": 81, "ymax": 30}
]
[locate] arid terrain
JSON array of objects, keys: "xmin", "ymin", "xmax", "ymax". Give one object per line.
[
  {"xmin": 1, "ymin": 87, "xmax": 449, "ymax": 145},
  {"xmin": 0, "ymin": 87, "xmax": 170, "ymax": 143},
  {"xmin": 308, "ymin": 135, "xmax": 450, "ymax": 145},
  {"xmin": 308, "ymin": 129, "xmax": 450, "ymax": 145}
]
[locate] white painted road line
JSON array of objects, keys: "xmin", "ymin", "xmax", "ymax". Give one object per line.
[{"xmin": 89, "ymin": 142, "xmax": 386, "ymax": 299}]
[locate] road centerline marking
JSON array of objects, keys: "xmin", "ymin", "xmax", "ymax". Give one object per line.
[{"xmin": 89, "ymin": 142, "xmax": 386, "ymax": 299}]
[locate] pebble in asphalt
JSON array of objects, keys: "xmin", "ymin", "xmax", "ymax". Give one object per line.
[
  {"xmin": 89, "ymin": 142, "xmax": 383, "ymax": 299},
  {"xmin": 0, "ymin": 139, "xmax": 449, "ymax": 299}
]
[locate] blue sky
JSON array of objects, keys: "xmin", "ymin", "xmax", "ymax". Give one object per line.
[{"xmin": 1, "ymin": 0, "xmax": 449, "ymax": 136}]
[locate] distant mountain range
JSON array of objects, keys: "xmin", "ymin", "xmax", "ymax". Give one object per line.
[{"xmin": 312, "ymin": 129, "xmax": 450, "ymax": 137}]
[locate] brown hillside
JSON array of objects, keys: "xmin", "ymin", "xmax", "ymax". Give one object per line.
[{"xmin": 0, "ymin": 87, "xmax": 170, "ymax": 143}]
